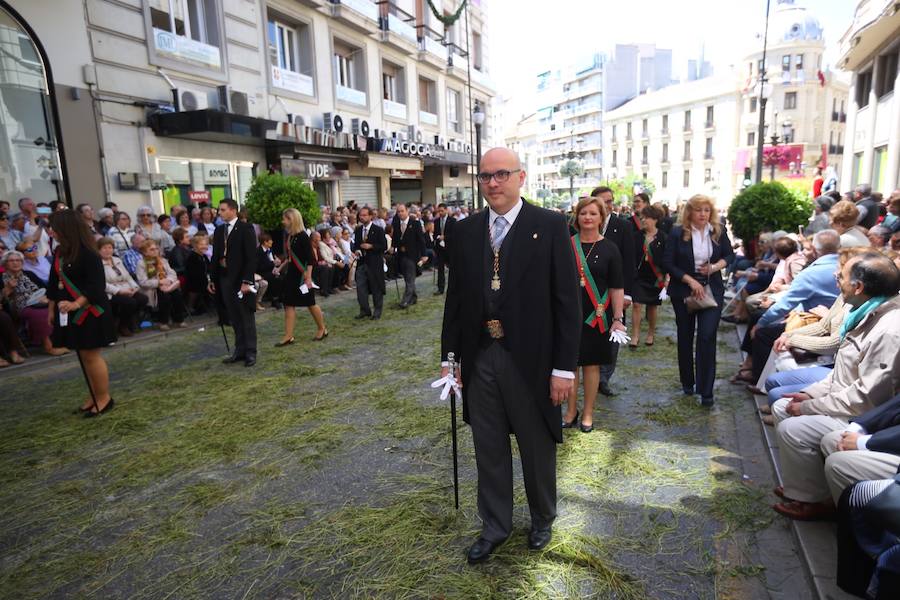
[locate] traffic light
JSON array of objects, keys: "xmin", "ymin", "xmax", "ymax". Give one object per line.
[{"xmin": 742, "ymin": 167, "xmax": 752, "ymax": 189}]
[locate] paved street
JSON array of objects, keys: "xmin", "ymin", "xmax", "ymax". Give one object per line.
[{"xmin": 1, "ymin": 276, "xmax": 813, "ymax": 599}]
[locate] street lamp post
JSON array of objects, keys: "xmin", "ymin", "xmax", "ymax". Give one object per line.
[
  {"xmin": 559, "ymin": 132, "xmax": 584, "ymax": 208},
  {"xmin": 754, "ymin": 0, "xmax": 772, "ymax": 184},
  {"xmin": 472, "ymin": 102, "xmax": 485, "ymax": 210},
  {"xmin": 768, "ymin": 109, "xmax": 782, "ymax": 181}
]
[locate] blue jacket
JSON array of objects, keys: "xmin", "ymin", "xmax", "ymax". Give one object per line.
[
  {"xmin": 662, "ymin": 226, "xmax": 734, "ymax": 301},
  {"xmin": 852, "ymin": 393, "xmax": 900, "ymax": 460},
  {"xmin": 756, "ymin": 253, "xmax": 840, "ymax": 328}
]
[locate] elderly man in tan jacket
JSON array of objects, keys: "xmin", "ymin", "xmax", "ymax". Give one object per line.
[{"xmin": 771, "ymin": 252, "xmax": 900, "ymax": 521}]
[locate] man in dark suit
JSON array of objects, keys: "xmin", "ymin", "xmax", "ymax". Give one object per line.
[
  {"xmin": 209, "ymin": 199, "xmax": 258, "ymax": 367},
  {"xmin": 590, "ymin": 186, "xmax": 636, "ymax": 396},
  {"xmin": 391, "ymin": 203, "xmax": 426, "ymax": 308},
  {"xmin": 433, "ymin": 202, "xmax": 455, "ymax": 295},
  {"xmin": 352, "ymin": 206, "xmax": 387, "ymax": 320},
  {"xmin": 441, "ymin": 147, "xmax": 581, "ymax": 564}
]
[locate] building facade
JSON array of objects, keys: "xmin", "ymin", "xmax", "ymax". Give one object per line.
[
  {"xmin": 838, "ymin": 0, "xmax": 900, "ymax": 194},
  {"xmin": 601, "ymin": 0, "xmax": 848, "ymax": 209},
  {"xmin": 1, "ymin": 0, "xmax": 494, "ymax": 215}
]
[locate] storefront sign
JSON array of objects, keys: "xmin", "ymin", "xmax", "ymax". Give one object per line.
[
  {"xmin": 204, "ymin": 163, "xmax": 231, "ymax": 184},
  {"xmin": 390, "ymin": 169, "xmax": 423, "ymax": 179},
  {"xmin": 153, "ymin": 28, "xmax": 221, "ymax": 70},
  {"xmin": 371, "ymin": 138, "xmax": 446, "ymax": 159},
  {"xmin": 272, "ymin": 66, "xmax": 314, "ymax": 96},
  {"xmin": 188, "ymin": 190, "xmax": 211, "ymax": 204},
  {"xmin": 282, "ymin": 158, "xmax": 349, "ymax": 181}
]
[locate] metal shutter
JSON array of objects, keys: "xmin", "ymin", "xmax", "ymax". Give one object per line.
[{"xmin": 340, "ymin": 177, "xmax": 378, "ymax": 206}]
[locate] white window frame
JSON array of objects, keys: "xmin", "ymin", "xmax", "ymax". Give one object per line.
[
  {"xmin": 145, "ymin": 0, "xmax": 227, "ymax": 79},
  {"xmin": 447, "ymin": 88, "xmax": 461, "ymax": 133},
  {"xmin": 272, "ymin": 20, "xmax": 298, "ymax": 73},
  {"xmin": 383, "ymin": 72, "xmax": 397, "ymax": 101}
]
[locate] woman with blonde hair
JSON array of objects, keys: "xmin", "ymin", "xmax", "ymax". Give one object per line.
[
  {"xmin": 136, "ymin": 238, "xmax": 186, "ymax": 330},
  {"xmin": 274, "ymin": 208, "xmax": 327, "ymax": 345},
  {"xmin": 829, "ymin": 200, "xmax": 869, "ymax": 248},
  {"xmin": 662, "ymin": 194, "xmax": 734, "ymax": 407},
  {"xmin": 562, "ymin": 196, "xmax": 626, "ymax": 433}
]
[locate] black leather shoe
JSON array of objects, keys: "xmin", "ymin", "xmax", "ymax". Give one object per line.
[
  {"xmin": 244, "ymin": 356, "xmax": 257, "ymax": 367},
  {"xmin": 467, "ymin": 537, "xmax": 504, "ymax": 565},
  {"xmin": 355, "ymin": 313, "xmax": 371, "ymax": 320},
  {"xmin": 682, "ymin": 386, "xmax": 695, "ymax": 396},
  {"xmin": 598, "ymin": 382, "xmax": 616, "ymax": 396},
  {"xmin": 371, "ymin": 314, "xmax": 381, "ymax": 320},
  {"xmin": 398, "ymin": 303, "xmax": 408, "ymax": 310},
  {"xmin": 699, "ymin": 396, "xmax": 715, "ymax": 407},
  {"xmin": 433, "ymin": 290, "xmax": 444, "ymax": 296},
  {"xmin": 84, "ymin": 398, "xmax": 114, "ymax": 418},
  {"xmin": 528, "ymin": 527, "xmax": 552, "ymax": 551},
  {"xmin": 222, "ymin": 354, "xmax": 244, "ymax": 364}
]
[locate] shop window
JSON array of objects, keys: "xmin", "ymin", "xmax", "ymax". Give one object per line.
[
  {"xmin": 447, "ymin": 88, "xmax": 461, "ymax": 133},
  {"xmin": 333, "ymin": 39, "xmax": 367, "ymax": 106},
  {"xmin": 267, "ymin": 15, "xmax": 314, "ymax": 96},
  {"xmin": 0, "ymin": 9, "xmax": 64, "ymax": 204},
  {"xmin": 149, "ymin": 0, "xmax": 223, "ymax": 71}
]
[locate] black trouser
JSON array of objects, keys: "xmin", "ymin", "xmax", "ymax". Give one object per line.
[
  {"xmin": 468, "ymin": 341, "xmax": 557, "ymax": 542},
  {"xmin": 220, "ymin": 276, "xmax": 257, "ymax": 358},
  {"xmin": 671, "ymin": 296, "xmax": 722, "ymax": 399},
  {"xmin": 156, "ymin": 288, "xmax": 186, "ymax": 324},
  {"xmin": 435, "ymin": 251, "xmax": 447, "ymax": 292},
  {"xmin": 750, "ymin": 322, "xmax": 786, "ymax": 381},
  {"xmin": 398, "ymin": 255, "xmax": 417, "ymax": 305},
  {"xmin": 355, "ymin": 263, "xmax": 383, "ymax": 316},
  {"xmin": 111, "ymin": 291, "xmax": 148, "ymax": 330},
  {"xmin": 313, "ymin": 265, "xmax": 333, "ymax": 296}
]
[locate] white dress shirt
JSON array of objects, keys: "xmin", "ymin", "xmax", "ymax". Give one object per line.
[{"xmin": 691, "ymin": 224, "xmax": 713, "ymax": 270}]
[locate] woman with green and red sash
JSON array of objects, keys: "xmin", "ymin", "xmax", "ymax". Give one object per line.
[
  {"xmin": 562, "ymin": 197, "xmax": 626, "ymax": 433},
  {"xmin": 630, "ymin": 204, "xmax": 669, "ymax": 347},
  {"xmin": 48, "ymin": 210, "xmax": 115, "ymax": 417},
  {"xmin": 274, "ymin": 208, "xmax": 327, "ymax": 346}
]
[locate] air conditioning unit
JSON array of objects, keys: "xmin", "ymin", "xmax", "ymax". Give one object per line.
[
  {"xmin": 214, "ymin": 85, "xmax": 250, "ymax": 115},
  {"xmin": 176, "ymin": 87, "xmax": 209, "ymax": 112},
  {"xmin": 324, "ymin": 112, "xmax": 344, "ymax": 132},
  {"xmin": 351, "ymin": 118, "xmax": 370, "ymax": 137}
]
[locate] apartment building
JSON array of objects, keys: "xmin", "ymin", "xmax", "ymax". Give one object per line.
[{"xmin": 1, "ymin": 0, "xmax": 494, "ymax": 214}]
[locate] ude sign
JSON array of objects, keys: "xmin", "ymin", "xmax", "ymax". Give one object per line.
[{"xmin": 282, "ymin": 158, "xmax": 348, "ymax": 181}]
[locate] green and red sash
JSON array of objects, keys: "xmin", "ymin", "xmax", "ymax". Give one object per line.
[
  {"xmin": 54, "ymin": 254, "xmax": 104, "ymax": 325},
  {"xmin": 571, "ymin": 234, "xmax": 609, "ymax": 332},
  {"xmin": 285, "ymin": 236, "xmax": 306, "ymax": 274},
  {"xmin": 632, "ymin": 214, "xmax": 641, "ymax": 231},
  {"xmin": 643, "ymin": 236, "xmax": 666, "ymax": 289}
]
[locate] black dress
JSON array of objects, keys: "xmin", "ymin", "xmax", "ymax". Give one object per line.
[
  {"xmin": 48, "ymin": 245, "xmax": 115, "ymax": 350},
  {"xmin": 281, "ymin": 231, "xmax": 315, "ymax": 307},
  {"xmin": 633, "ymin": 230, "xmax": 667, "ymax": 306},
  {"xmin": 184, "ymin": 251, "xmax": 210, "ymax": 294},
  {"xmin": 575, "ymin": 238, "xmax": 624, "ymax": 366}
]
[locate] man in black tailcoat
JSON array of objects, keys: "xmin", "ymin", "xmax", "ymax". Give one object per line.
[
  {"xmin": 441, "ymin": 147, "xmax": 581, "ymax": 564},
  {"xmin": 352, "ymin": 206, "xmax": 387, "ymax": 320},
  {"xmin": 209, "ymin": 199, "xmax": 258, "ymax": 367},
  {"xmin": 433, "ymin": 202, "xmax": 455, "ymax": 295},
  {"xmin": 390, "ymin": 203, "xmax": 426, "ymax": 308}
]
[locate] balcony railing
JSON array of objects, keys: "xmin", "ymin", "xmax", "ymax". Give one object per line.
[
  {"xmin": 703, "ymin": 152, "xmax": 714, "ymax": 160},
  {"xmin": 828, "ymin": 144, "xmax": 845, "ymax": 154},
  {"xmin": 683, "ymin": 124, "xmax": 692, "ymax": 132},
  {"xmin": 337, "ymin": 84, "xmax": 367, "ymax": 106},
  {"xmin": 383, "ymin": 98, "xmax": 406, "ymax": 119},
  {"xmin": 419, "ymin": 110, "xmax": 438, "ymax": 126},
  {"xmin": 682, "ymin": 154, "xmax": 692, "ymax": 161},
  {"xmin": 379, "ymin": 6, "xmax": 417, "ymax": 45},
  {"xmin": 704, "ymin": 121, "xmax": 715, "ymax": 129},
  {"xmin": 641, "ymin": 130, "xmax": 649, "ymax": 140},
  {"xmin": 332, "ymin": 0, "xmax": 378, "ymax": 21}
]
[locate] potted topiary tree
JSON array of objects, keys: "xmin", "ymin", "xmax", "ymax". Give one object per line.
[
  {"xmin": 727, "ymin": 181, "xmax": 813, "ymax": 246},
  {"xmin": 243, "ymin": 172, "xmax": 321, "ymax": 240}
]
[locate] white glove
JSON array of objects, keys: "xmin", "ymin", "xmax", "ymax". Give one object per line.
[
  {"xmin": 658, "ymin": 288, "xmax": 668, "ymax": 301},
  {"xmin": 609, "ymin": 330, "xmax": 631, "ymax": 345},
  {"xmin": 431, "ymin": 373, "xmax": 462, "ymax": 401}
]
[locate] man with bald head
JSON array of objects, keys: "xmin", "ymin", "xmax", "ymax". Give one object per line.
[{"xmin": 441, "ymin": 147, "xmax": 581, "ymax": 563}]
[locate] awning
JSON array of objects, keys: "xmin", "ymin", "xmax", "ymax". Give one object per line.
[
  {"xmin": 364, "ymin": 153, "xmax": 422, "ymax": 171},
  {"xmin": 149, "ymin": 110, "xmax": 276, "ymax": 146}
]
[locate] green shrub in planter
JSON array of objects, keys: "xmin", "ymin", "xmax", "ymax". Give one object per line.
[
  {"xmin": 243, "ymin": 172, "xmax": 321, "ymax": 232},
  {"xmin": 727, "ymin": 181, "xmax": 813, "ymax": 243}
]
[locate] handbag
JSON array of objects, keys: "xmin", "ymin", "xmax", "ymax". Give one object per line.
[
  {"xmin": 684, "ymin": 237, "xmax": 717, "ymax": 313},
  {"xmin": 784, "ymin": 310, "xmax": 821, "ymax": 332}
]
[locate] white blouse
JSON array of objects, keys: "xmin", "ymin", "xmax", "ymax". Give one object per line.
[{"xmin": 691, "ymin": 224, "xmax": 713, "ymax": 270}]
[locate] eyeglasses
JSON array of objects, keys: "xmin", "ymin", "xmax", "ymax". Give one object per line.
[{"xmin": 476, "ymin": 169, "xmax": 521, "ymax": 184}]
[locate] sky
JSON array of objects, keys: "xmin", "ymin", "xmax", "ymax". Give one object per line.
[{"xmin": 487, "ymin": 0, "xmax": 857, "ymax": 119}]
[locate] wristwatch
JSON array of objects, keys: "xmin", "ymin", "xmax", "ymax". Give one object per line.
[{"xmin": 613, "ymin": 316, "xmax": 624, "ymax": 323}]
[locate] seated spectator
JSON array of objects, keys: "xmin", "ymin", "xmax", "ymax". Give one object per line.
[
  {"xmin": 99, "ymin": 237, "xmax": 148, "ymax": 337},
  {"xmin": 174, "ymin": 210, "xmax": 198, "ymax": 237},
  {"xmin": 835, "ymin": 475, "xmax": 900, "ymax": 599},
  {"xmin": 339, "ymin": 229, "xmax": 356, "ymax": 288},
  {"xmin": 0, "ymin": 307, "xmax": 26, "ymax": 366},
  {"xmin": 135, "ymin": 206, "xmax": 165, "ymax": 247},
  {"xmin": 804, "ymin": 195, "xmax": 836, "ymax": 236},
  {"xmin": 0, "ymin": 212, "xmax": 23, "ymax": 251},
  {"xmin": 136, "ymin": 239, "xmax": 187, "ymax": 331},
  {"xmin": 423, "ymin": 220, "xmax": 436, "ymax": 268},
  {"xmin": 869, "ymin": 225, "xmax": 891, "ymax": 250},
  {"xmin": 255, "ymin": 233, "xmax": 282, "ymax": 307},
  {"xmin": 893, "ymin": 231, "xmax": 900, "ymax": 253},
  {"xmin": 157, "ymin": 214, "xmax": 175, "ymax": 254},
  {"xmin": 76, "ymin": 203, "xmax": 100, "ymax": 238},
  {"xmin": 883, "ymin": 191, "xmax": 900, "ymax": 234},
  {"xmin": 0, "ymin": 250, "xmax": 67, "ymax": 355},
  {"xmin": 770, "ymin": 252, "xmax": 900, "ymax": 521},
  {"xmin": 320, "ymin": 228, "xmax": 350, "ymax": 291},
  {"xmin": 310, "ymin": 231, "xmax": 333, "ymax": 297},
  {"xmin": 121, "ymin": 232, "xmax": 145, "ymax": 276},
  {"xmin": 184, "ymin": 235, "xmax": 212, "ymax": 315},
  {"xmin": 732, "ymin": 236, "xmax": 806, "ymax": 322},
  {"xmin": 17, "ymin": 240, "xmax": 51, "ymax": 286},
  {"xmin": 109, "ymin": 211, "xmax": 134, "ymax": 256},
  {"xmin": 831, "ymin": 200, "xmax": 870, "ymax": 248},
  {"xmin": 167, "ymin": 228, "xmax": 192, "ymax": 276},
  {"xmin": 97, "ymin": 207, "xmax": 115, "ymax": 236}
]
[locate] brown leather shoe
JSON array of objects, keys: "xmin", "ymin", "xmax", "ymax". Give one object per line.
[
  {"xmin": 773, "ymin": 500, "xmax": 836, "ymax": 521},
  {"xmin": 762, "ymin": 415, "xmax": 775, "ymax": 426}
]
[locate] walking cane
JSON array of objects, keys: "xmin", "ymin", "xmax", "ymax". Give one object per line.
[
  {"xmin": 394, "ymin": 277, "xmax": 401, "ymax": 304},
  {"xmin": 447, "ymin": 352, "xmax": 460, "ymax": 510},
  {"xmin": 220, "ymin": 323, "xmax": 231, "ymax": 355},
  {"xmin": 75, "ymin": 350, "xmax": 100, "ymax": 415}
]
